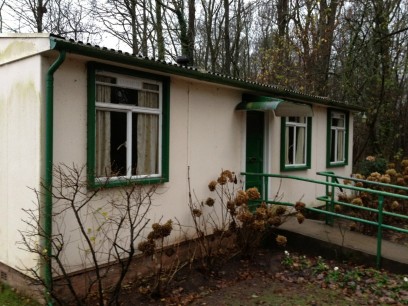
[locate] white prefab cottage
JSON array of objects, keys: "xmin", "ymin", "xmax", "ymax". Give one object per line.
[{"xmin": 0, "ymin": 33, "xmax": 363, "ymax": 298}]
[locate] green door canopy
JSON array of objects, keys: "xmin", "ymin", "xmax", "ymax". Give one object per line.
[{"xmin": 236, "ymin": 97, "xmax": 314, "ymax": 117}]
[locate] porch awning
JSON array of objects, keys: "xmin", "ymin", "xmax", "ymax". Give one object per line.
[{"xmin": 236, "ymin": 97, "xmax": 313, "ymax": 117}]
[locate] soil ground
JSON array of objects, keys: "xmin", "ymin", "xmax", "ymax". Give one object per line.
[{"xmin": 119, "ymin": 247, "xmax": 408, "ymax": 306}]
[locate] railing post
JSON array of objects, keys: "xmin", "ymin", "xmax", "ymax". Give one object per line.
[
  {"xmin": 264, "ymin": 175, "xmax": 268, "ymax": 204},
  {"xmin": 376, "ymin": 195, "xmax": 384, "ymax": 269},
  {"xmin": 326, "ymin": 176, "xmax": 335, "ymax": 226}
]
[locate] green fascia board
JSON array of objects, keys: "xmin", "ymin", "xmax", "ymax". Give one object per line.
[{"xmin": 49, "ymin": 36, "xmax": 365, "ymax": 112}]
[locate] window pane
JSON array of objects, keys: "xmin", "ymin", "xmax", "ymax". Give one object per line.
[
  {"xmin": 337, "ymin": 130, "xmax": 345, "ymax": 161},
  {"xmin": 288, "ymin": 117, "xmax": 306, "ymax": 124},
  {"xmin": 132, "ymin": 113, "xmax": 159, "ymax": 175},
  {"xmin": 138, "ymin": 91, "xmax": 159, "ymax": 109},
  {"xmin": 330, "ymin": 130, "xmax": 336, "ymax": 162},
  {"xmin": 143, "ymin": 83, "xmax": 160, "ymax": 91},
  {"xmin": 332, "ymin": 113, "xmax": 345, "ymax": 127},
  {"xmin": 96, "ymin": 110, "xmax": 127, "ymax": 177},
  {"xmin": 111, "ymin": 87, "xmax": 138, "ymax": 106},
  {"xmin": 295, "ymin": 126, "xmax": 306, "ymax": 164},
  {"xmin": 285, "ymin": 126, "xmax": 294, "ymax": 164}
]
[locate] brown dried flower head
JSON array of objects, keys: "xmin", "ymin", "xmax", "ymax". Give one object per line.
[
  {"xmin": 296, "ymin": 213, "xmax": 305, "ymax": 224},
  {"xmin": 343, "ymin": 179, "xmax": 352, "ymax": 185},
  {"xmin": 192, "ymin": 208, "xmax": 202, "ymax": 217},
  {"xmin": 138, "ymin": 240, "xmax": 156, "ymax": 255},
  {"xmin": 355, "ymin": 182, "xmax": 364, "ymax": 188},
  {"xmin": 205, "ymin": 197, "xmax": 215, "ymax": 207},
  {"xmin": 235, "ymin": 190, "xmax": 249, "ymax": 206},
  {"xmin": 396, "ymin": 177, "xmax": 405, "ymax": 185},
  {"xmin": 246, "ymin": 187, "xmax": 261, "ymax": 200},
  {"xmin": 295, "ymin": 201, "xmax": 306, "ymax": 212},
  {"xmin": 379, "ymin": 174, "xmax": 391, "ymax": 184},
  {"xmin": 221, "ymin": 170, "xmax": 234, "ymax": 182},
  {"xmin": 401, "ymin": 159, "xmax": 408, "ymax": 168},
  {"xmin": 149, "ymin": 220, "xmax": 173, "ymax": 239},
  {"xmin": 208, "ymin": 180, "xmax": 218, "ymax": 191},
  {"xmin": 275, "ymin": 206, "xmax": 287, "ymax": 215},
  {"xmin": 276, "ymin": 235, "xmax": 287, "ymax": 246},
  {"xmin": 386, "ymin": 169, "xmax": 397, "ymax": 177},
  {"xmin": 237, "ymin": 209, "xmax": 253, "ymax": 224},
  {"xmin": 217, "ymin": 175, "xmax": 228, "ymax": 185},
  {"xmin": 391, "ymin": 201, "xmax": 399, "ymax": 210},
  {"xmin": 252, "ymin": 220, "xmax": 265, "ymax": 231},
  {"xmin": 227, "ymin": 200, "xmax": 235, "ymax": 210},
  {"xmin": 255, "ymin": 206, "xmax": 267, "ymax": 220},
  {"xmin": 269, "ymin": 216, "xmax": 282, "ymax": 226},
  {"xmin": 351, "ymin": 197, "xmax": 363, "ymax": 206}
]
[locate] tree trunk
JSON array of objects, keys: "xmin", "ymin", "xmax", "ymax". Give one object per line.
[
  {"xmin": 155, "ymin": 0, "xmax": 165, "ymax": 60},
  {"xmin": 223, "ymin": 0, "xmax": 231, "ymax": 75},
  {"xmin": 187, "ymin": 0, "xmax": 195, "ymax": 66}
]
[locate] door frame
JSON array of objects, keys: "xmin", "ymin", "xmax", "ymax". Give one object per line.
[{"xmin": 244, "ymin": 111, "xmax": 268, "ymax": 200}]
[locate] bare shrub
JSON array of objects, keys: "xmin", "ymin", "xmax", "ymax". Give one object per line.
[{"xmin": 19, "ymin": 164, "xmax": 158, "ymax": 305}]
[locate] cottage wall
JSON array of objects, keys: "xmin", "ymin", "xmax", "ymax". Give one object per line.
[
  {"xmin": 267, "ymin": 105, "xmax": 354, "ymax": 206},
  {"xmin": 0, "ymin": 54, "xmax": 44, "ymax": 273},
  {"xmin": 51, "ymin": 57, "xmax": 244, "ymax": 272}
]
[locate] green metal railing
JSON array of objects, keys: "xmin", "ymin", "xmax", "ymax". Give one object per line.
[{"xmin": 241, "ymin": 171, "xmax": 408, "ymax": 268}]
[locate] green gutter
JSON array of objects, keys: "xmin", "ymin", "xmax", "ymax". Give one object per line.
[
  {"xmin": 43, "ymin": 49, "xmax": 66, "ymax": 306},
  {"xmin": 49, "ymin": 37, "xmax": 364, "ymax": 112}
]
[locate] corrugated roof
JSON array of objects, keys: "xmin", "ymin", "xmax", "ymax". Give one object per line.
[{"xmin": 49, "ymin": 34, "xmax": 364, "ymax": 111}]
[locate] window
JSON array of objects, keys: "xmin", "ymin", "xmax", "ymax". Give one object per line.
[
  {"xmin": 327, "ymin": 110, "xmax": 349, "ymax": 167},
  {"xmin": 87, "ymin": 63, "xmax": 170, "ymax": 187},
  {"xmin": 280, "ymin": 116, "xmax": 312, "ymax": 171}
]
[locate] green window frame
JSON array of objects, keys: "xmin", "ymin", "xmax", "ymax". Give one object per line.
[
  {"xmin": 326, "ymin": 109, "xmax": 349, "ymax": 167},
  {"xmin": 280, "ymin": 116, "xmax": 312, "ymax": 171},
  {"xmin": 87, "ymin": 62, "xmax": 170, "ymax": 188}
]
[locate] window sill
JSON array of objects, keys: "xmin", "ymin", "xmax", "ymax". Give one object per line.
[
  {"xmin": 327, "ymin": 162, "xmax": 347, "ymax": 168},
  {"xmin": 280, "ymin": 165, "xmax": 310, "ymax": 172},
  {"xmin": 88, "ymin": 176, "xmax": 168, "ymax": 189}
]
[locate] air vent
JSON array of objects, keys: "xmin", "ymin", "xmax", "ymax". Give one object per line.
[{"xmin": 0, "ymin": 271, "xmax": 7, "ymax": 281}]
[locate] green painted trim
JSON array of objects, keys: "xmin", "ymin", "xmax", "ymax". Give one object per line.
[
  {"xmin": 87, "ymin": 62, "xmax": 170, "ymax": 188},
  {"xmin": 49, "ymin": 36, "xmax": 364, "ymax": 112},
  {"xmin": 44, "ymin": 50, "xmax": 66, "ymax": 306},
  {"xmin": 87, "ymin": 62, "xmax": 97, "ymax": 188},
  {"xmin": 326, "ymin": 109, "xmax": 349, "ymax": 168},
  {"xmin": 307, "ymin": 117, "xmax": 312, "ymax": 167},
  {"xmin": 280, "ymin": 117, "xmax": 312, "ymax": 172}
]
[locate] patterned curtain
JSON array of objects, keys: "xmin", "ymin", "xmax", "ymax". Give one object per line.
[{"xmin": 95, "ymin": 77, "xmax": 112, "ymax": 177}]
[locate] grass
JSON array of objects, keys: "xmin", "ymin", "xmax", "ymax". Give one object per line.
[{"xmin": 0, "ymin": 283, "xmax": 40, "ymax": 306}]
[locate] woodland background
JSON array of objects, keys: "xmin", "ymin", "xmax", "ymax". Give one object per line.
[{"xmin": 1, "ymin": 0, "xmax": 407, "ymax": 165}]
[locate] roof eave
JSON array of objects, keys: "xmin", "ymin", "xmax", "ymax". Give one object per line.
[{"xmin": 49, "ymin": 36, "xmax": 365, "ymax": 112}]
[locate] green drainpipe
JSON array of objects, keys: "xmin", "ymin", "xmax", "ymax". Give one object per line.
[{"xmin": 43, "ymin": 50, "xmax": 66, "ymax": 305}]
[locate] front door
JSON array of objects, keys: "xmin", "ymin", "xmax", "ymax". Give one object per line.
[{"xmin": 245, "ymin": 111, "xmax": 264, "ymax": 203}]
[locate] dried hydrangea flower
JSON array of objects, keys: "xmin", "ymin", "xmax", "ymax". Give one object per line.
[
  {"xmin": 296, "ymin": 213, "xmax": 305, "ymax": 224},
  {"xmin": 205, "ymin": 197, "xmax": 215, "ymax": 207},
  {"xmin": 235, "ymin": 190, "xmax": 249, "ymax": 206},
  {"xmin": 138, "ymin": 240, "xmax": 156, "ymax": 256},
  {"xmin": 295, "ymin": 201, "xmax": 306, "ymax": 211},
  {"xmin": 351, "ymin": 197, "xmax": 363, "ymax": 206},
  {"xmin": 208, "ymin": 180, "xmax": 218, "ymax": 191},
  {"xmin": 276, "ymin": 235, "xmax": 287, "ymax": 246},
  {"xmin": 246, "ymin": 187, "xmax": 261, "ymax": 200}
]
